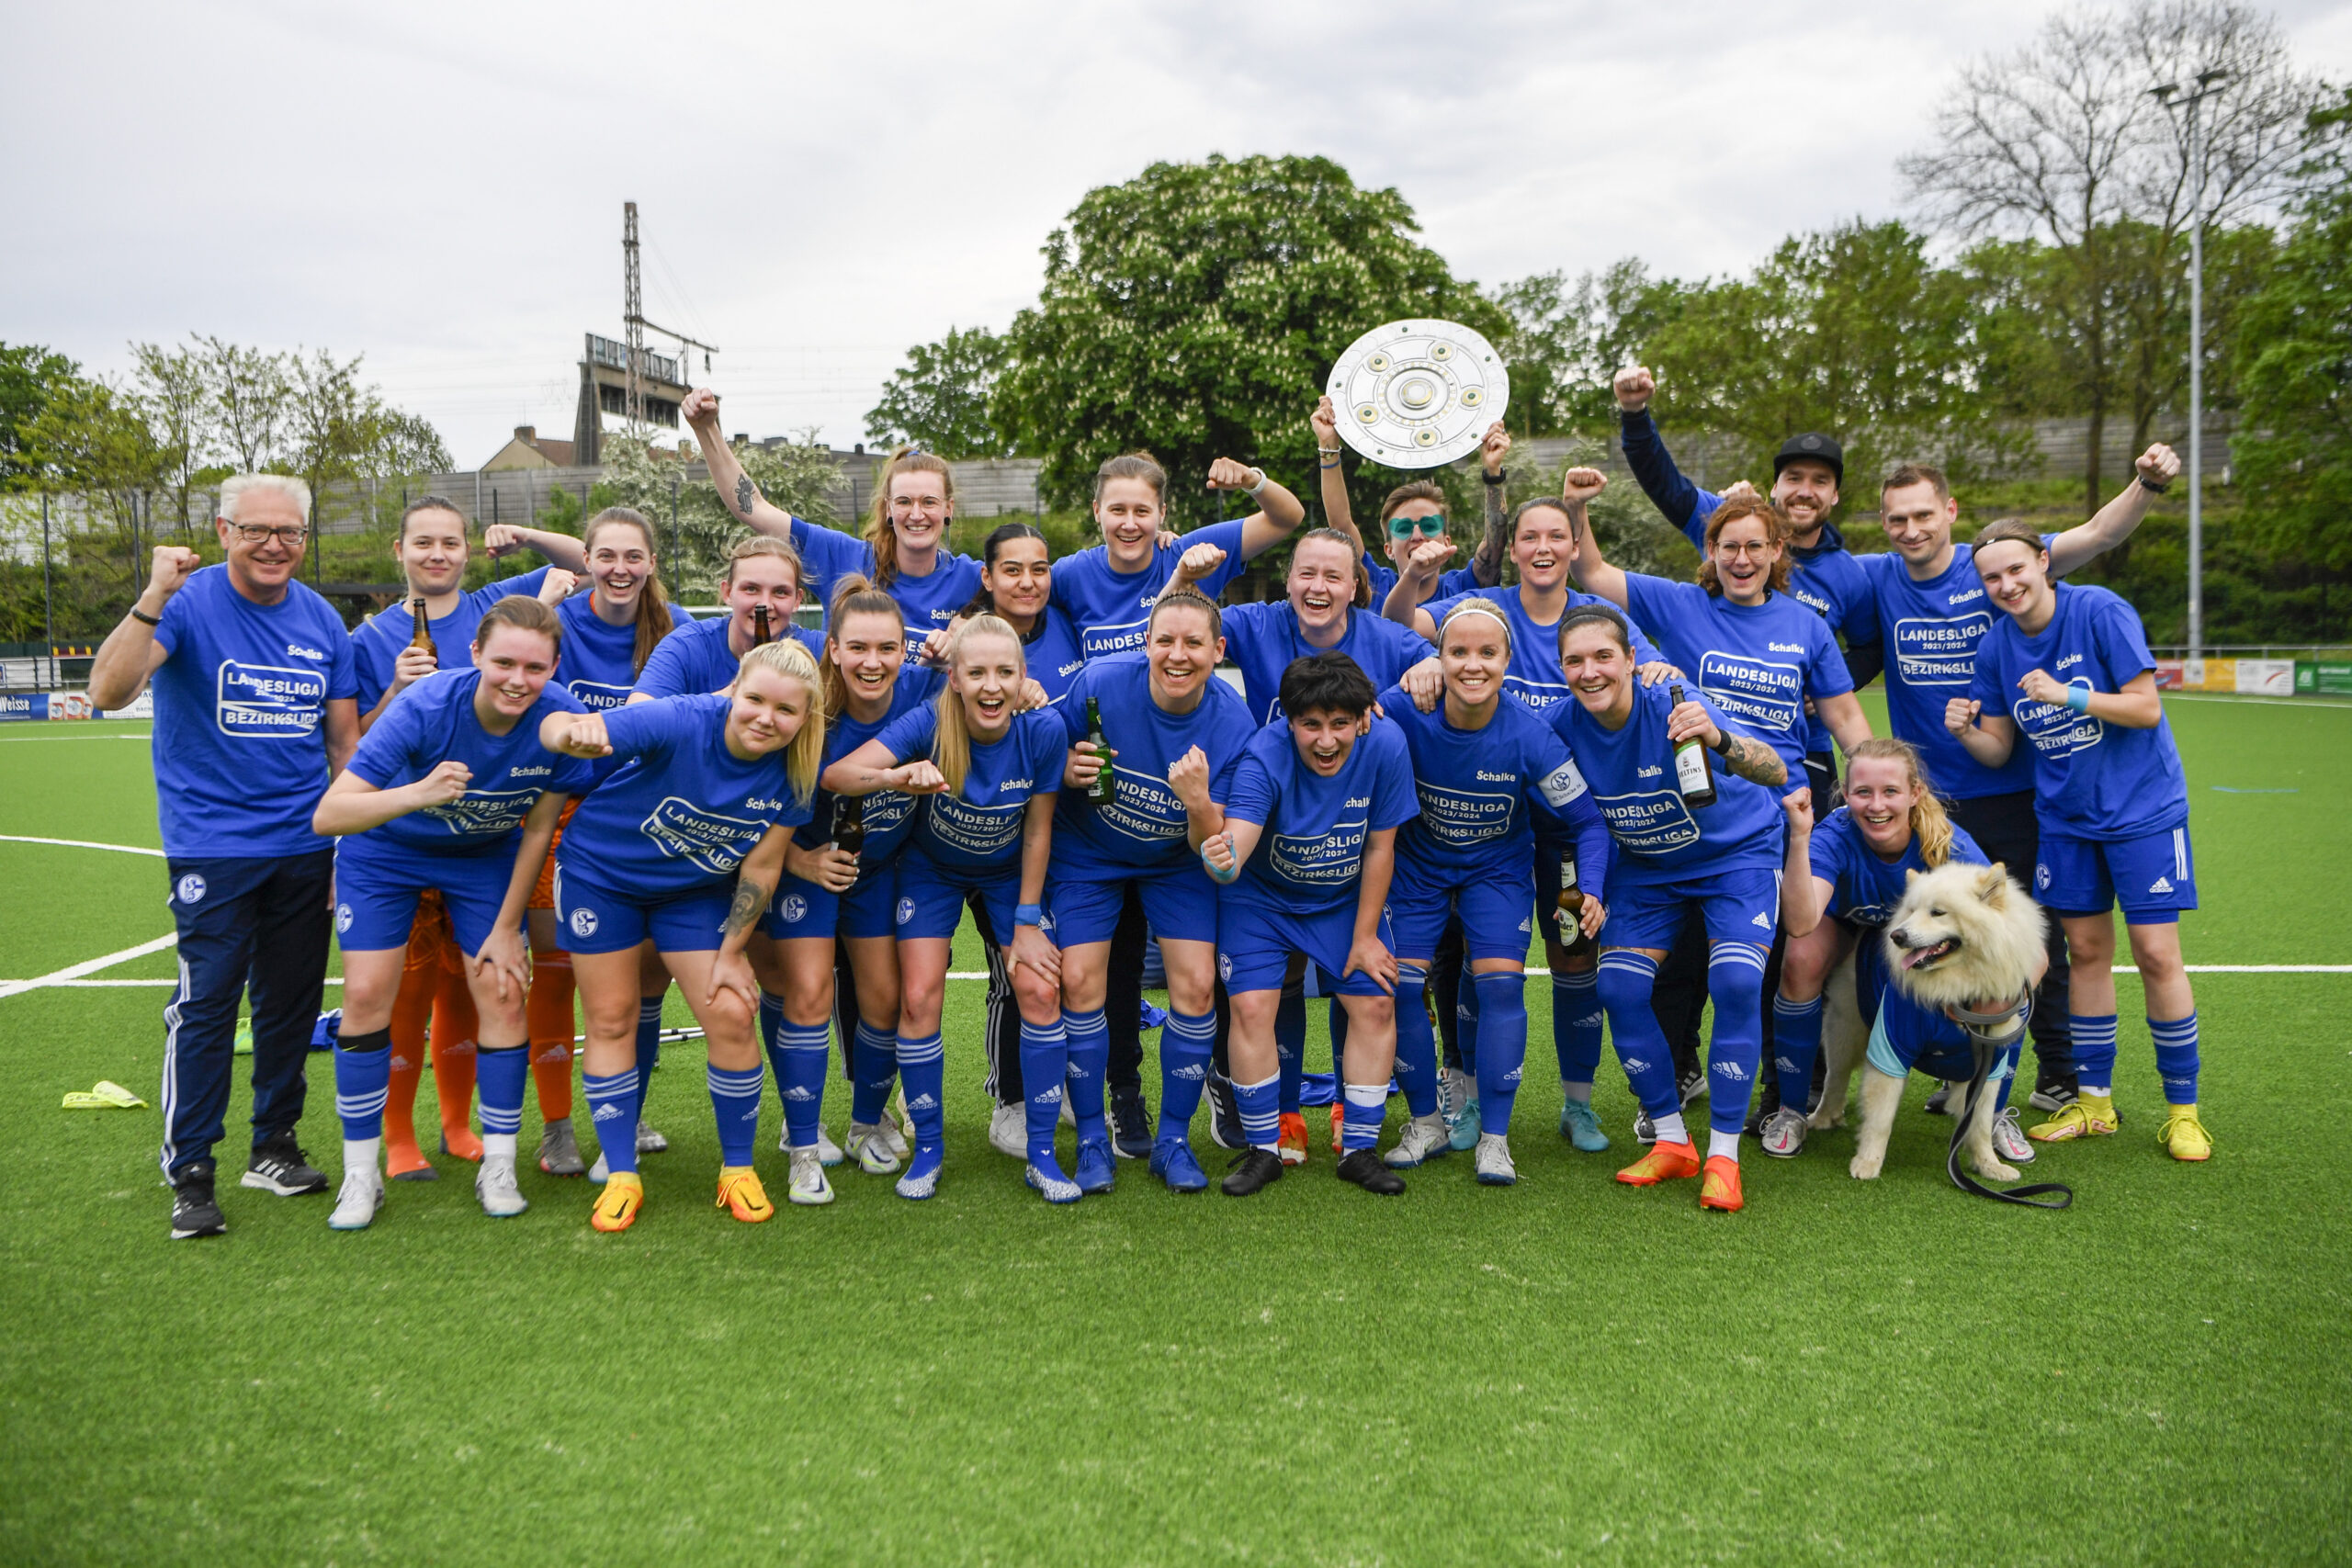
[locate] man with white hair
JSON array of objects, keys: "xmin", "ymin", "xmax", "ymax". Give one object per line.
[{"xmin": 88, "ymin": 474, "xmax": 360, "ymax": 1238}]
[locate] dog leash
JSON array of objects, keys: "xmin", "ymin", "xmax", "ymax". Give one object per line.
[{"xmin": 1944, "ymin": 990, "xmax": 2073, "ymax": 1210}]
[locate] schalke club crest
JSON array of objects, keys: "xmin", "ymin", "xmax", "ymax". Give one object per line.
[{"xmin": 1325, "ymin": 319, "xmax": 1510, "ymax": 469}]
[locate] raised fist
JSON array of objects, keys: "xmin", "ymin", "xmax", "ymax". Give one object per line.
[
  {"xmin": 1612, "ymin": 365, "xmax": 1656, "ymax": 412},
  {"xmin": 681, "ymin": 387, "xmax": 721, "ymax": 429}
]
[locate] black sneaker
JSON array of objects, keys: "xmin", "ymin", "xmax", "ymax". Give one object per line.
[
  {"xmin": 170, "ymin": 1161, "xmax": 226, "ymax": 1239},
  {"xmin": 1336, "ymin": 1147, "xmax": 1405, "ymax": 1195},
  {"xmin": 1220, "ymin": 1147, "xmax": 1284, "ymax": 1197},
  {"xmin": 1677, "ymin": 1065, "xmax": 1707, "ymax": 1108},
  {"xmin": 1107, "ymin": 1085, "xmax": 1154, "ymax": 1160},
  {"xmin": 2029, "ymin": 1074, "xmax": 2079, "ymax": 1114},
  {"xmin": 243, "ymin": 1133, "xmax": 329, "ymax": 1196},
  {"xmin": 1742, "ymin": 1081, "xmax": 1782, "ymax": 1139},
  {"xmin": 1206, "ymin": 1073, "xmax": 1244, "ymax": 1151},
  {"xmin": 1923, "ymin": 1081, "xmax": 1954, "ymax": 1116}
]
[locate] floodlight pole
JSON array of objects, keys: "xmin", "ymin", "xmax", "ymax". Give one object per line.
[{"xmin": 2154, "ymin": 71, "xmax": 2227, "ymax": 660}]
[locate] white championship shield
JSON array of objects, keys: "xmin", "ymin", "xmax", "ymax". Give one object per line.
[{"xmin": 1325, "ymin": 319, "xmax": 1510, "ymax": 469}]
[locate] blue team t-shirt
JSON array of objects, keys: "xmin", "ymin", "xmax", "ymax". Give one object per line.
[
  {"xmin": 554, "ymin": 594, "xmax": 690, "ymax": 710},
  {"xmin": 789, "ymin": 517, "xmax": 980, "ymax": 656},
  {"xmin": 1969, "ymin": 583, "xmax": 2188, "ymax": 840},
  {"xmin": 1551, "ymin": 679, "xmax": 1785, "ymax": 886},
  {"xmin": 350, "ymin": 568, "xmax": 549, "ymax": 713},
  {"xmin": 1380, "ymin": 686, "xmax": 1606, "ymax": 885},
  {"xmin": 797, "ymin": 671, "xmax": 942, "ymax": 856},
  {"xmin": 1807, "ymin": 808, "xmax": 1990, "ymax": 929},
  {"xmin": 149, "ymin": 566, "xmax": 359, "ymax": 860},
  {"xmin": 634, "ymin": 613, "xmax": 823, "ymax": 700},
  {"xmin": 345, "ymin": 671, "xmax": 596, "ymax": 856},
  {"xmin": 1417, "ymin": 585, "xmax": 1663, "ymax": 716},
  {"xmin": 1053, "ymin": 655, "xmax": 1256, "ymax": 871},
  {"xmin": 1365, "ymin": 555, "xmax": 1481, "ymax": 612},
  {"xmin": 1862, "ymin": 545, "xmax": 2044, "ymax": 800},
  {"xmin": 1219, "ymin": 717, "xmax": 1419, "ymax": 915},
  {"xmin": 1622, "ymin": 574, "xmax": 1853, "ymax": 776},
  {"xmin": 554, "ymin": 694, "xmax": 812, "ymax": 896},
  {"xmin": 874, "ymin": 705, "xmax": 1067, "ymax": 873},
  {"xmin": 1051, "ymin": 519, "xmax": 1251, "ymax": 661},
  {"xmin": 1217, "ymin": 602, "xmax": 1432, "ymax": 726},
  {"xmin": 1015, "ymin": 606, "xmax": 1089, "ymax": 707}
]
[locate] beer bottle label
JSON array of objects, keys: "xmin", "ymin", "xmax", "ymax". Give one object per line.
[{"xmin": 1675, "ymin": 743, "xmax": 1711, "ymax": 795}]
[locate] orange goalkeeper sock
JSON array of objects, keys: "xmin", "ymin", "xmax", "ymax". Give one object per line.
[
  {"xmin": 385, "ymin": 938, "xmax": 435, "ymax": 1179},
  {"xmin": 527, "ymin": 951, "xmax": 577, "ymax": 1122},
  {"xmin": 431, "ymin": 963, "xmax": 482, "ymax": 1161}
]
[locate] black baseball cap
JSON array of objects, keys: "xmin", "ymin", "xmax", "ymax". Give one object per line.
[{"xmin": 1774, "ymin": 433, "xmax": 1843, "ymax": 485}]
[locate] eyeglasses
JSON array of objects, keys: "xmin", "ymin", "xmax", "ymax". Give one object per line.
[
  {"xmin": 230, "ymin": 524, "xmax": 310, "ymax": 546},
  {"xmin": 1713, "ymin": 539, "xmax": 1777, "ymax": 558},
  {"xmin": 1386, "ymin": 513, "xmax": 1448, "ymax": 539}
]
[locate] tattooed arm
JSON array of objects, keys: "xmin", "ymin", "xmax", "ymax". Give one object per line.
[
  {"xmin": 1471, "ymin": 422, "xmax": 1511, "ymax": 588},
  {"xmin": 707, "ymin": 825, "xmax": 788, "ymax": 1010},
  {"xmin": 680, "ymin": 387, "xmax": 797, "ymax": 541}
]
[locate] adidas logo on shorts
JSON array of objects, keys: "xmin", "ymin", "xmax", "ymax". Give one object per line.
[
  {"xmin": 1751, "ymin": 911, "xmax": 1771, "ymax": 930},
  {"xmin": 2150, "ymin": 875, "xmax": 2174, "ymax": 893}
]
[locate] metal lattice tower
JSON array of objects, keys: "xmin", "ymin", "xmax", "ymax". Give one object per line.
[{"xmin": 622, "ymin": 201, "xmax": 645, "ymax": 431}]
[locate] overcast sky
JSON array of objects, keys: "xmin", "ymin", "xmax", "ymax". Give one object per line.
[{"xmin": 7, "ymin": 0, "xmax": 2351, "ymax": 468}]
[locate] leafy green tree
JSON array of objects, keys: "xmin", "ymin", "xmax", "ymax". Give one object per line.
[
  {"xmin": 598, "ymin": 429, "xmax": 840, "ymax": 596},
  {"xmin": 1487, "ymin": 261, "xmax": 1690, "ymax": 435},
  {"xmin": 995, "ymin": 153, "xmax": 1508, "ymax": 524},
  {"xmin": 2236, "ymin": 88, "xmax": 2352, "ymax": 581},
  {"xmin": 1641, "ymin": 220, "xmax": 2027, "ymax": 506},
  {"xmin": 1, "ymin": 343, "xmax": 83, "ymax": 491},
  {"xmin": 129, "ymin": 338, "xmax": 215, "ymax": 536},
  {"xmin": 865, "ymin": 326, "xmax": 1011, "ymax": 457},
  {"xmin": 197, "ymin": 335, "xmax": 289, "ymax": 472}
]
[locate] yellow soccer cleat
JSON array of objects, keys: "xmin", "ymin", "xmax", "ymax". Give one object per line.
[
  {"xmin": 715, "ymin": 1167, "xmax": 775, "ymax": 1223},
  {"xmin": 591, "ymin": 1172, "xmax": 644, "ymax": 1233},
  {"xmin": 2158, "ymin": 1105, "xmax": 2211, "ymax": 1162},
  {"xmin": 2029, "ymin": 1096, "xmax": 2119, "ymax": 1144},
  {"xmin": 1699, "ymin": 1156, "xmax": 1745, "ymax": 1213}
]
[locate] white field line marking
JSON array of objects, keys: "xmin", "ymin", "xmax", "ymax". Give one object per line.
[
  {"xmin": 2165, "ymin": 693, "xmax": 2352, "ymax": 710},
  {"xmin": 0, "ymin": 933, "xmax": 181, "ymax": 999},
  {"xmin": 0, "ymin": 833, "xmax": 165, "ymax": 856},
  {"xmin": 0, "ymin": 732, "xmax": 150, "ymax": 743}
]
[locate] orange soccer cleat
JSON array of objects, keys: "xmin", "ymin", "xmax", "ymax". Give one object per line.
[
  {"xmin": 1615, "ymin": 1140, "xmax": 1702, "ymax": 1186},
  {"xmin": 1699, "ymin": 1156, "xmax": 1745, "ymax": 1213},
  {"xmin": 1277, "ymin": 1111, "xmax": 1309, "ymax": 1167}
]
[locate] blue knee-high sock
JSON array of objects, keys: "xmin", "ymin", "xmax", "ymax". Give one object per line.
[
  {"xmin": 1061, "ymin": 1008, "xmax": 1109, "ymax": 1144},
  {"xmin": 707, "ymin": 1063, "xmax": 763, "ymax": 1167},
  {"xmin": 1020, "ymin": 1018, "xmax": 1069, "ymax": 1165},
  {"xmin": 334, "ymin": 1032, "xmax": 391, "ymax": 1141},
  {"xmin": 758, "ymin": 991, "xmax": 785, "ymax": 1059},
  {"xmin": 1274, "ymin": 990, "xmax": 1306, "ymax": 1115},
  {"xmin": 2071, "ymin": 1012, "xmax": 2120, "ymax": 1091},
  {"xmin": 1994, "ymin": 1041, "xmax": 2022, "ymax": 1110},
  {"xmin": 1236, "ymin": 1072, "xmax": 1281, "ymax": 1151},
  {"xmin": 1157, "ymin": 1008, "xmax": 1216, "ymax": 1141},
  {"xmin": 1340, "ymin": 1081, "xmax": 1386, "ymax": 1151},
  {"xmin": 851, "ymin": 1022, "xmax": 897, "ymax": 1124},
  {"xmin": 1771, "ymin": 991, "xmax": 1826, "ymax": 1112},
  {"xmin": 1473, "ymin": 972, "xmax": 1529, "ymax": 1134},
  {"xmin": 1705, "ymin": 942, "xmax": 1767, "ymax": 1137},
  {"xmin": 1596, "ymin": 952, "xmax": 1678, "ymax": 1122},
  {"xmin": 584, "ymin": 1068, "xmax": 640, "ymax": 1176},
  {"xmin": 635, "ymin": 998, "xmax": 664, "ymax": 1118},
  {"xmin": 476, "ymin": 1045, "xmax": 528, "ymax": 1142},
  {"xmin": 773, "ymin": 1020, "xmax": 831, "ymax": 1148},
  {"xmin": 1391, "ymin": 966, "xmax": 1438, "ymax": 1117},
  {"xmin": 896, "ymin": 1032, "xmax": 945, "ymax": 1149},
  {"xmin": 1555, "ymin": 970, "xmax": 1601, "ymax": 1087},
  {"xmin": 2151, "ymin": 1011, "xmax": 2199, "ymax": 1103},
  {"xmin": 1456, "ymin": 975, "xmax": 1480, "ymax": 1076}
]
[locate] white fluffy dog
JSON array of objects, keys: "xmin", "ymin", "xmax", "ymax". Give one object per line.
[{"xmin": 1817, "ymin": 861, "xmax": 2048, "ymax": 1183}]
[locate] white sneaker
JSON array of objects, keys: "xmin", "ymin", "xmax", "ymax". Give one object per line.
[
  {"xmin": 1759, "ymin": 1105, "xmax": 1810, "ymax": 1158},
  {"xmin": 1992, "ymin": 1106, "xmax": 2036, "ymax": 1165},
  {"xmin": 1475, "ymin": 1132, "xmax": 1517, "ymax": 1186},
  {"xmin": 814, "ymin": 1125, "xmax": 844, "ymax": 1168},
  {"xmin": 1437, "ymin": 1066, "xmax": 1472, "ymax": 1137},
  {"xmin": 847, "ymin": 1122, "xmax": 901, "ymax": 1175},
  {"xmin": 888, "ymin": 1086, "xmax": 916, "ymax": 1149},
  {"xmin": 635, "ymin": 1122, "xmax": 668, "ymax": 1154},
  {"xmin": 588, "ymin": 1149, "xmax": 608, "ymax": 1184},
  {"xmin": 788, "ymin": 1146, "xmax": 835, "ymax": 1205},
  {"xmin": 328, "ymin": 1167, "xmax": 382, "ymax": 1231},
  {"xmin": 476, "ymin": 1156, "xmax": 528, "ymax": 1218},
  {"xmin": 1384, "ymin": 1111, "xmax": 1448, "ymax": 1168},
  {"xmin": 989, "ymin": 1102, "xmax": 1026, "ymax": 1158}
]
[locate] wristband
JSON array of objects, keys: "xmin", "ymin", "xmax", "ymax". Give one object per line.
[
  {"xmin": 1711, "ymin": 729, "xmax": 1732, "ymax": 755},
  {"xmin": 2063, "ymin": 684, "xmax": 2092, "ymax": 714},
  {"xmin": 1246, "ymin": 468, "xmax": 1269, "ymax": 497},
  {"xmin": 1201, "ymin": 839, "xmax": 1239, "ymax": 885},
  {"xmin": 1015, "ymin": 903, "xmax": 1044, "ymax": 928},
  {"xmin": 2138, "ymin": 474, "xmax": 2170, "ymax": 494},
  {"xmin": 1483, "ymin": 468, "xmax": 1508, "ymax": 486},
  {"xmin": 129, "ymin": 606, "xmax": 161, "ymax": 626},
  {"xmin": 1317, "ymin": 446, "xmax": 1342, "ymax": 457}
]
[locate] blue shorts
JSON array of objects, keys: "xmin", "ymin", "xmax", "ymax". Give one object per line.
[
  {"xmin": 1046, "ymin": 857, "xmax": 1219, "ymax": 948},
  {"xmin": 1389, "ymin": 854, "xmax": 1534, "ymax": 963},
  {"xmin": 334, "ymin": 837, "xmax": 516, "ymax": 955},
  {"xmin": 763, "ymin": 854, "xmax": 900, "ymax": 942},
  {"xmin": 1217, "ymin": 895, "xmax": 1396, "ymax": 998},
  {"xmin": 2036, "ymin": 822, "xmax": 2196, "ymax": 924},
  {"xmin": 553, "ymin": 856, "xmax": 733, "ymax": 956},
  {"xmin": 1600, "ymin": 865, "xmax": 1781, "ymax": 953},
  {"xmin": 894, "ymin": 844, "xmax": 1020, "ymax": 944}
]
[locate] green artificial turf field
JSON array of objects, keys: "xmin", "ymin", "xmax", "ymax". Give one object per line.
[{"xmin": 2, "ymin": 694, "xmax": 2347, "ymax": 1566}]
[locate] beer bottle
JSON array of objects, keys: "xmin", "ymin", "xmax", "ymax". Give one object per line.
[
  {"xmin": 1083, "ymin": 696, "xmax": 1115, "ymax": 805},
  {"xmin": 1555, "ymin": 848, "xmax": 1596, "ymax": 959},
  {"xmin": 831, "ymin": 794, "xmax": 865, "ymax": 859},
  {"xmin": 752, "ymin": 604, "xmax": 773, "ymax": 646},
  {"xmin": 1669, "ymin": 682, "xmax": 1717, "ymax": 809},
  {"xmin": 409, "ymin": 596, "xmax": 435, "ymax": 660}
]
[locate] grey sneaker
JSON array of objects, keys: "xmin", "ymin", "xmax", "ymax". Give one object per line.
[
  {"xmin": 848, "ymin": 1122, "xmax": 901, "ymax": 1176},
  {"xmin": 243, "ymin": 1134, "xmax": 329, "ymax": 1196},
  {"xmin": 1677, "ymin": 1065, "xmax": 1707, "ymax": 1107},
  {"xmin": 537, "ymin": 1117, "xmax": 585, "ymax": 1177},
  {"xmin": 2028, "ymin": 1076, "xmax": 2079, "ymax": 1114},
  {"xmin": 1992, "ymin": 1106, "xmax": 2036, "ymax": 1165},
  {"xmin": 1384, "ymin": 1111, "xmax": 1449, "ymax": 1168},
  {"xmin": 1923, "ymin": 1081, "xmax": 1954, "ymax": 1115},
  {"xmin": 814, "ymin": 1125, "xmax": 845, "ymax": 1168},
  {"xmin": 476, "ymin": 1156, "xmax": 528, "ymax": 1218},
  {"xmin": 1634, "ymin": 1108, "xmax": 1658, "ymax": 1145},
  {"xmin": 1759, "ymin": 1105, "xmax": 1810, "ymax": 1158},
  {"xmin": 635, "ymin": 1122, "xmax": 668, "ymax": 1155},
  {"xmin": 1474, "ymin": 1132, "xmax": 1517, "ymax": 1186},
  {"xmin": 989, "ymin": 1102, "xmax": 1026, "ymax": 1159},
  {"xmin": 787, "ymin": 1146, "xmax": 835, "ymax": 1205}
]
